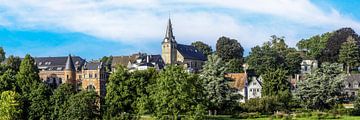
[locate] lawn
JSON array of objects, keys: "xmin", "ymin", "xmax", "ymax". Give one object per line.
[{"xmin": 140, "ymin": 115, "xmax": 360, "ymax": 120}]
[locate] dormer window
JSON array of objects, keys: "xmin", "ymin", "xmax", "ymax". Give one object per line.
[{"xmin": 39, "ymin": 62, "xmax": 42, "ymax": 65}]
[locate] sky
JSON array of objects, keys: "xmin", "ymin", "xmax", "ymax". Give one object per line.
[{"xmin": 0, "ymin": 0, "xmax": 360, "ymax": 60}]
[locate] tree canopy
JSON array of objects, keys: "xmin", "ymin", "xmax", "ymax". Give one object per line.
[
  {"xmin": 0, "ymin": 47, "xmax": 5, "ymax": 62},
  {"xmin": 339, "ymin": 36, "xmax": 360, "ymax": 73},
  {"xmin": 216, "ymin": 36, "xmax": 244, "ymax": 61},
  {"xmin": 0, "ymin": 91, "xmax": 22, "ymax": 120},
  {"xmin": 191, "ymin": 41, "xmax": 213, "ymax": 57}
]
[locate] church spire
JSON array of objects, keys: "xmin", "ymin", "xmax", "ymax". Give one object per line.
[
  {"xmin": 163, "ymin": 18, "xmax": 176, "ymax": 43},
  {"xmin": 65, "ymin": 54, "xmax": 76, "ymax": 71}
]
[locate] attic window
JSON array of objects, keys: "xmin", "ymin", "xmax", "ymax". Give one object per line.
[
  {"xmin": 75, "ymin": 61, "xmax": 79, "ymax": 65},
  {"xmin": 39, "ymin": 62, "xmax": 42, "ymax": 65}
]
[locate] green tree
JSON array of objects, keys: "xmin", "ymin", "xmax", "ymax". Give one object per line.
[
  {"xmin": 0, "ymin": 47, "xmax": 5, "ymax": 62},
  {"xmin": 50, "ymin": 83, "xmax": 76, "ymax": 120},
  {"xmin": 296, "ymin": 63, "xmax": 345, "ymax": 110},
  {"xmin": 247, "ymin": 36, "xmax": 302, "ymax": 75},
  {"xmin": 151, "ymin": 65, "xmax": 204, "ymax": 120},
  {"xmin": 200, "ymin": 54, "xmax": 239, "ymax": 115},
  {"xmin": 6, "ymin": 55, "xmax": 22, "ymax": 72},
  {"xmin": 16, "ymin": 54, "xmax": 40, "ymax": 94},
  {"xmin": 104, "ymin": 65, "xmax": 132, "ymax": 118},
  {"xmin": 28, "ymin": 83, "xmax": 52, "ymax": 120},
  {"xmin": 339, "ymin": 36, "xmax": 360, "ymax": 73},
  {"xmin": 0, "ymin": 70, "xmax": 17, "ymax": 92},
  {"xmin": 216, "ymin": 36, "xmax": 244, "ymax": 61},
  {"xmin": 191, "ymin": 41, "xmax": 213, "ymax": 57},
  {"xmin": 297, "ymin": 32, "xmax": 332, "ymax": 59},
  {"xmin": 261, "ymin": 68, "xmax": 290, "ymax": 96},
  {"xmin": 320, "ymin": 28, "xmax": 359, "ymax": 63},
  {"xmin": 0, "ymin": 91, "xmax": 22, "ymax": 120},
  {"xmin": 353, "ymin": 89, "xmax": 360, "ymax": 115},
  {"xmin": 60, "ymin": 91, "xmax": 99, "ymax": 120}
]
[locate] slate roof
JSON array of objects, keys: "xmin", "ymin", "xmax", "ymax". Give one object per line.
[
  {"xmin": 35, "ymin": 56, "xmax": 85, "ymax": 71},
  {"xmin": 84, "ymin": 61, "xmax": 102, "ymax": 70},
  {"xmin": 111, "ymin": 53, "xmax": 141, "ymax": 68},
  {"xmin": 65, "ymin": 55, "xmax": 76, "ymax": 71},
  {"xmin": 176, "ymin": 44, "xmax": 207, "ymax": 61},
  {"xmin": 134, "ymin": 54, "xmax": 165, "ymax": 69},
  {"xmin": 225, "ymin": 73, "xmax": 247, "ymax": 90}
]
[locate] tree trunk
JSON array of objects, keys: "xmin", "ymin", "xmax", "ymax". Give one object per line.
[
  {"xmin": 347, "ymin": 65, "xmax": 350, "ymax": 74},
  {"xmin": 208, "ymin": 110, "xmax": 212, "ymax": 115}
]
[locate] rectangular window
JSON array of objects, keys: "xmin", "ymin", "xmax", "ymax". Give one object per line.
[{"xmin": 95, "ymin": 74, "xmax": 97, "ymax": 78}]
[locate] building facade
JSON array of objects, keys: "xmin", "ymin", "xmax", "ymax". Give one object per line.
[
  {"xmin": 111, "ymin": 53, "xmax": 165, "ymax": 72},
  {"xmin": 161, "ymin": 18, "xmax": 207, "ymax": 72},
  {"xmin": 35, "ymin": 55, "xmax": 108, "ymax": 97}
]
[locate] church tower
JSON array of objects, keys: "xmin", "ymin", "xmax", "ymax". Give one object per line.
[
  {"xmin": 161, "ymin": 18, "xmax": 177, "ymax": 64},
  {"xmin": 64, "ymin": 54, "xmax": 76, "ymax": 84}
]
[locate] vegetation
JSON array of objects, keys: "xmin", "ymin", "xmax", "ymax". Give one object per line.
[
  {"xmin": 339, "ymin": 36, "xmax": 360, "ymax": 73},
  {"xmin": 191, "ymin": 41, "xmax": 213, "ymax": 57},
  {"xmin": 216, "ymin": 36, "xmax": 244, "ymax": 73}
]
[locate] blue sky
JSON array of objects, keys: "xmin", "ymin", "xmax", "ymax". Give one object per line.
[{"xmin": 0, "ymin": 0, "xmax": 360, "ymax": 60}]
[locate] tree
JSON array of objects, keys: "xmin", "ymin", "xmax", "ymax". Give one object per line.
[
  {"xmin": 200, "ymin": 54, "xmax": 239, "ymax": 115},
  {"xmin": 353, "ymin": 89, "xmax": 360, "ymax": 115},
  {"xmin": 320, "ymin": 28, "xmax": 359, "ymax": 63},
  {"xmin": 296, "ymin": 63, "xmax": 345, "ymax": 110},
  {"xmin": 151, "ymin": 65, "xmax": 204, "ymax": 119},
  {"xmin": 0, "ymin": 47, "xmax": 5, "ymax": 62},
  {"xmin": 226, "ymin": 58, "xmax": 243, "ymax": 73},
  {"xmin": 339, "ymin": 36, "xmax": 360, "ymax": 73},
  {"xmin": 0, "ymin": 91, "xmax": 22, "ymax": 120},
  {"xmin": 261, "ymin": 68, "xmax": 290, "ymax": 96},
  {"xmin": 191, "ymin": 41, "xmax": 213, "ymax": 57},
  {"xmin": 0, "ymin": 70, "xmax": 17, "ymax": 92},
  {"xmin": 59, "ymin": 91, "xmax": 99, "ymax": 120},
  {"xmin": 28, "ymin": 83, "xmax": 52, "ymax": 120},
  {"xmin": 16, "ymin": 54, "xmax": 40, "ymax": 94},
  {"xmin": 6, "ymin": 55, "xmax": 21, "ymax": 72},
  {"xmin": 247, "ymin": 35, "xmax": 302, "ymax": 75},
  {"xmin": 296, "ymin": 32, "xmax": 332, "ymax": 59},
  {"xmin": 216, "ymin": 36, "xmax": 244, "ymax": 61},
  {"xmin": 104, "ymin": 65, "xmax": 132, "ymax": 118},
  {"xmin": 50, "ymin": 83, "xmax": 76, "ymax": 120}
]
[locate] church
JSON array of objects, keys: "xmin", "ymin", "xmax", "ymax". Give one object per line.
[{"xmin": 161, "ymin": 18, "xmax": 207, "ymax": 72}]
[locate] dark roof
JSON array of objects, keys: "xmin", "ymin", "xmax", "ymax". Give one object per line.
[
  {"xmin": 84, "ymin": 62, "xmax": 102, "ymax": 70},
  {"xmin": 345, "ymin": 74, "xmax": 360, "ymax": 83},
  {"xmin": 65, "ymin": 55, "xmax": 76, "ymax": 71},
  {"xmin": 111, "ymin": 53, "xmax": 141, "ymax": 67},
  {"xmin": 35, "ymin": 56, "xmax": 85, "ymax": 71},
  {"xmin": 176, "ymin": 44, "xmax": 207, "ymax": 61}
]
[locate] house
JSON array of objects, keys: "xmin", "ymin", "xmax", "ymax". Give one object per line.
[
  {"xmin": 111, "ymin": 53, "xmax": 165, "ymax": 72},
  {"xmin": 343, "ymin": 74, "xmax": 360, "ymax": 98},
  {"xmin": 225, "ymin": 70, "xmax": 262, "ymax": 103},
  {"xmin": 161, "ymin": 18, "xmax": 207, "ymax": 72},
  {"xmin": 81, "ymin": 61, "xmax": 108, "ymax": 97},
  {"xmin": 301, "ymin": 59, "xmax": 318, "ymax": 74}
]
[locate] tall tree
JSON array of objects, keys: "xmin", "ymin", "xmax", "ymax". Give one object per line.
[
  {"xmin": 261, "ymin": 68, "xmax": 290, "ymax": 96},
  {"xmin": 296, "ymin": 63, "xmax": 345, "ymax": 110},
  {"xmin": 247, "ymin": 36, "xmax": 302, "ymax": 75},
  {"xmin": 200, "ymin": 54, "xmax": 239, "ymax": 115},
  {"xmin": 28, "ymin": 83, "xmax": 52, "ymax": 120},
  {"xmin": 339, "ymin": 36, "xmax": 360, "ymax": 73},
  {"xmin": 60, "ymin": 91, "xmax": 99, "ymax": 120},
  {"xmin": 50, "ymin": 83, "xmax": 76, "ymax": 120},
  {"xmin": 151, "ymin": 65, "xmax": 204, "ymax": 119},
  {"xmin": 191, "ymin": 41, "xmax": 213, "ymax": 57},
  {"xmin": 5, "ymin": 55, "xmax": 21, "ymax": 73},
  {"xmin": 0, "ymin": 91, "xmax": 22, "ymax": 120},
  {"xmin": 216, "ymin": 36, "xmax": 244, "ymax": 61},
  {"xmin": 320, "ymin": 28, "xmax": 359, "ymax": 63},
  {"xmin": 16, "ymin": 54, "xmax": 40, "ymax": 94},
  {"xmin": 0, "ymin": 47, "xmax": 5, "ymax": 62},
  {"xmin": 104, "ymin": 65, "xmax": 132, "ymax": 118}
]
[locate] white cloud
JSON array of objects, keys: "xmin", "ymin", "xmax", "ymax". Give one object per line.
[{"xmin": 0, "ymin": 0, "xmax": 359, "ymax": 49}]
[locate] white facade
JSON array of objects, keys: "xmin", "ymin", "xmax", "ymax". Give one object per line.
[
  {"xmin": 301, "ymin": 60, "xmax": 318, "ymax": 74},
  {"xmin": 247, "ymin": 76, "xmax": 262, "ymax": 99}
]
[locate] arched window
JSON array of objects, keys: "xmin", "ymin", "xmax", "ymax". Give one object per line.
[{"xmin": 86, "ymin": 85, "xmax": 96, "ymax": 91}]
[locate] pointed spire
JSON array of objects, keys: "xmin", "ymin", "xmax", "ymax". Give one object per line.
[
  {"xmin": 163, "ymin": 18, "xmax": 176, "ymax": 43},
  {"xmin": 65, "ymin": 54, "xmax": 76, "ymax": 71}
]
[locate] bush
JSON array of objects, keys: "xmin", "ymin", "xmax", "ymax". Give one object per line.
[{"xmin": 231, "ymin": 112, "xmax": 262, "ymax": 119}]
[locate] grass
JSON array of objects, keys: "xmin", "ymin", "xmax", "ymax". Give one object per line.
[{"xmin": 140, "ymin": 115, "xmax": 360, "ymax": 120}]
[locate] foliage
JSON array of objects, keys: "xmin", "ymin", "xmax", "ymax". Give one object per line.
[
  {"xmin": 247, "ymin": 35, "xmax": 302, "ymax": 75},
  {"xmin": 297, "ymin": 32, "xmax": 332, "ymax": 59},
  {"xmin": 226, "ymin": 58, "xmax": 243, "ymax": 73},
  {"xmin": 0, "ymin": 47, "xmax": 5, "ymax": 62},
  {"xmin": 296, "ymin": 63, "xmax": 345, "ymax": 110},
  {"xmin": 191, "ymin": 41, "xmax": 213, "ymax": 57},
  {"xmin": 320, "ymin": 28, "xmax": 360, "ymax": 63},
  {"xmin": 59, "ymin": 91, "xmax": 99, "ymax": 120},
  {"xmin": 0, "ymin": 70, "xmax": 17, "ymax": 92},
  {"xmin": 50, "ymin": 83, "xmax": 77, "ymax": 120},
  {"xmin": 151, "ymin": 65, "xmax": 204, "ymax": 120},
  {"xmin": 353, "ymin": 89, "xmax": 360, "ymax": 115},
  {"xmin": 261, "ymin": 68, "xmax": 290, "ymax": 96},
  {"xmin": 5, "ymin": 55, "xmax": 21, "ymax": 72},
  {"xmin": 200, "ymin": 54, "xmax": 239, "ymax": 114},
  {"xmin": 216, "ymin": 36, "xmax": 244, "ymax": 61},
  {"xmin": 28, "ymin": 83, "xmax": 52, "ymax": 120},
  {"xmin": 16, "ymin": 54, "xmax": 40, "ymax": 94},
  {"xmin": 241, "ymin": 96, "xmax": 279, "ymax": 114},
  {"xmin": 339, "ymin": 36, "xmax": 360, "ymax": 73},
  {"xmin": 0, "ymin": 91, "xmax": 22, "ymax": 120},
  {"xmin": 100, "ymin": 56, "xmax": 113, "ymax": 72}
]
